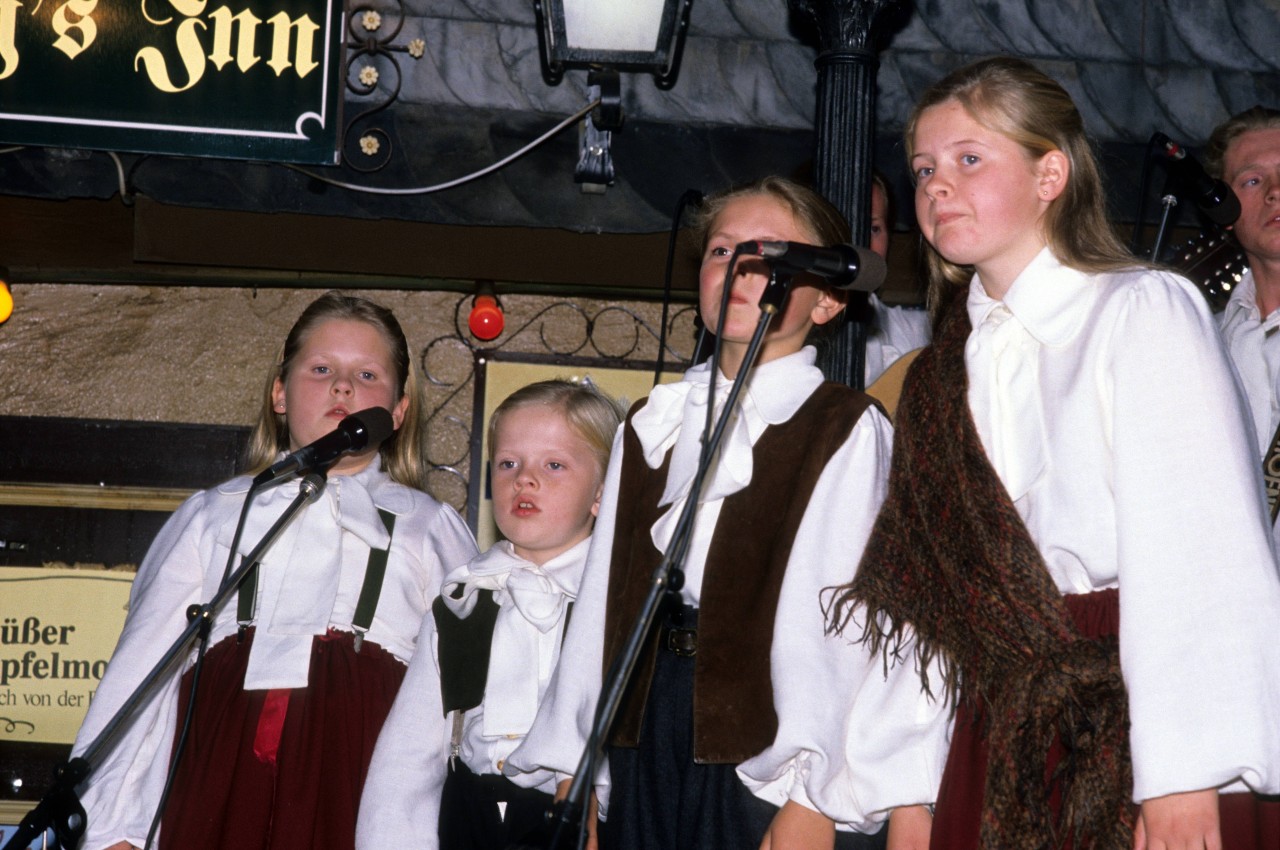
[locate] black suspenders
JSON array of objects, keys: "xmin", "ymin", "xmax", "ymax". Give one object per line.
[{"xmin": 236, "ymin": 508, "xmax": 396, "ymax": 653}]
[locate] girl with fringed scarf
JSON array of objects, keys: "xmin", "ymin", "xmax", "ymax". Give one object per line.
[{"xmin": 830, "ymin": 56, "xmax": 1280, "ymax": 850}]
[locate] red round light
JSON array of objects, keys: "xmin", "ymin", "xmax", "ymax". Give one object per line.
[{"xmin": 468, "ymin": 294, "xmax": 504, "ymax": 341}]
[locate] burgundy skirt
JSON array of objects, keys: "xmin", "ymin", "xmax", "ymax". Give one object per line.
[
  {"xmin": 158, "ymin": 628, "xmax": 406, "ymax": 850},
  {"xmin": 931, "ymin": 588, "xmax": 1280, "ymax": 850}
]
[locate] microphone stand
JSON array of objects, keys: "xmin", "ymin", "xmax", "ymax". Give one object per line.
[
  {"xmin": 538, "ymin": 261, "xmax": 797, "ymax": 850},
  {"xmin": 1149, "ymin": 184, "xmax": 1180, "ymax": 264},
  {"xmin": 1130, "ymin": 133, "xmax": 1182, "ymax": 262},
  {"xmin": 2, "ymin": 472, "xmax": 328, "ymax": 850}
]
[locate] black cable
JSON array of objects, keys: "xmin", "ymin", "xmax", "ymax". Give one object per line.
[
  {"xmin": 702, "ymin": 245, "xmax": 745, "ymax": 450},
  {"xmin": 1129, "ymin": 134, "xmax": 1161, "ymax": 257},
  {"xmin": 654, "ymin": 189, "xmax": 705, "ymax": 388},
  {"xmin": 141, "ymin": 485, "xmax": 261, "ymax": 848},
  {"xmin": 143, "ymin": 631, "xmax": 210, "ymax": 850}
]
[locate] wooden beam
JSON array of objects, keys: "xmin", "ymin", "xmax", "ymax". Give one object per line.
[{"xmin": 0, "ymin": 194, "xmax": 700, "ymax": 296}]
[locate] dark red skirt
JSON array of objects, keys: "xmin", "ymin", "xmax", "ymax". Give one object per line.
[
  {"xmin": 931, "ymin": 588, "xmax": 1280, "ymax": 850},
  {"xmin": 158, "ymin": 628, "xmax": 406, "ymax": 850}
]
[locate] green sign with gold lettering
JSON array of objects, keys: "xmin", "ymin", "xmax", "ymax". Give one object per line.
[{"xmin": 0, "ymin": 0, "xmax": 343, "ymax": 162}]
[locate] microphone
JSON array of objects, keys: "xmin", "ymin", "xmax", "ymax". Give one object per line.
[
  {"xmin": 253, "ymin": 407, "xmax": 395, "ymax": 486},
  {"xmin": 737, "ymin": 241, "xmax": 887, "ymax": 292},
  {"xmin": 1152, "ymin": 132, "xmax": 1241, "ymax": 227}
]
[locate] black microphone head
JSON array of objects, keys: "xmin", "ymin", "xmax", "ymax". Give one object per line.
[
  {"xmin": 743, "ymin": 241, "xmax": 887, "ymax": 292},
  {"xmin": 833, "ymin": 245, "xmax": 887, "ymax": 293},
  {"xmin": 343, "ymin": 407, "xmax": 395, "ymax": 451},
  {"xmin": 1151, "ymin": 131, "xmax": 1241, "ymax": 227},
  {"xmin": 1201, "ymin": 186, "xmax": 1242, "ymax": 228}
]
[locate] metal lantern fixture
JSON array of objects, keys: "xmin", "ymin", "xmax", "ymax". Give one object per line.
[
  {"xmin": 533, "ymin": 0, "xmax": 694, "ymax": 90},
  {"xmin": 533, "ymin": 0, "xmax": 693, "ymax": 188}
]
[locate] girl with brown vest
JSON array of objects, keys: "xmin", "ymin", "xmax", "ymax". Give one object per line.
[{"xmin": 510, "ymin": 176, "xmax": 949, "ymax": 850}]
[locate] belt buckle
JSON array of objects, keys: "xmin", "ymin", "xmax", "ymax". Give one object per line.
[{"xmin": 665, "ymin": 627, "xmax": 697, "ymax": 657}]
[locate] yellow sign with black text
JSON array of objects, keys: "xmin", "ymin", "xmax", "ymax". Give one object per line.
[{"xmin": 0, "ymin": 568, "xmax": 132, "ymax": 745}]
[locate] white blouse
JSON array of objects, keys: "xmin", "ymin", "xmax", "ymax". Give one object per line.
[
  {"xmin": 865, "ymin": 293, "xmax": 932, "ymax": 386},
  {"xmin": 71, "ymin": 460, "xmax": 478, "ymax": 850},
  {"xmin": 448, "ymin": 537, "xmax": 589, "ymax": 791},
  {"xmin": 507, "ymin": 347, "xmax": 951, "ymax": 833},
  {"xmin": 966, "ymin": 248, "xmax": 1280, "ymax": 802},
  {"xmin": 357, "ymin": 537, "xmax": 588, "ymax": 850},
  {"xmin": 1219, "ymin": 268, "xmax": 1280, "ymax": 458}
]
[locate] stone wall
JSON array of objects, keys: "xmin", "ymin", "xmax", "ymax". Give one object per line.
[{"xmin": 0, "ymin": 283, "xmax": 697, "ymax": 510}]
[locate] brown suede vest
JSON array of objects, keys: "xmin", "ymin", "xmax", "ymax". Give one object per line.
[{"xmin": 603, "ymin": 381, "xmax": 876, "ymax": 763}]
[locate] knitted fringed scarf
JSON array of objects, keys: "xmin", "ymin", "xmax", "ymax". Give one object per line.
[{"xmin": 832, "ymin": 288, "xmax": 1134, "ymax": 850}]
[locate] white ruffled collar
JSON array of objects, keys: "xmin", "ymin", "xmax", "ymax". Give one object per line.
[
  {"xmin": 968, "ymin": 247, "xmax": 1095, "ymax": 348},
  {"xmin": 441, "ymin": 538, "xmax": 591, "ymax": 735},
  {"xmin": 965, "ymin": 249, "xmax": 1099, "ymax": 502},
  {"xmin": 631, "ymin": 347, "xmax": 825, "ymax": 509},
  {"xmin": 441, "ymin": 537, "xmax": 590, "ymax": 625}
]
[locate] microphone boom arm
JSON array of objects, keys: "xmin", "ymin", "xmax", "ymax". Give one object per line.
[
  {"xmin": 544, "ymin": 263, "xmax": 789, "ymax": 849},
  {"xmin": 1, "ymin": 473, "xmax": 328, "ymax": 850}
]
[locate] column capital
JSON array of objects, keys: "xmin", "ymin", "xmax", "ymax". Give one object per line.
[{"xmin": 789, "ymin": 0, "xmax": 893, "ymax": 53}]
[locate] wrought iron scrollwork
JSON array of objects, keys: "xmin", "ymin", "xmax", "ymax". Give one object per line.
[
  {"xmin": 342, "ymin": 0, "xmax": 418, "ymax": 172},
  {"xmin": 418, "ymin": 295, "xmax": 696, "ymax": 512}
]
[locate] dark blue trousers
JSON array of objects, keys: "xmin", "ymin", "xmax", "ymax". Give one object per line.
[{"xmin": 604, "ymin": 607, "xmax": 886, "ymax": 850}]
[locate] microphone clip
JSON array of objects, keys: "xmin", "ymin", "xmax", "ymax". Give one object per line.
[{"xmin": 758, "ymin": 265, "xmax": 798, "ymax": 314}]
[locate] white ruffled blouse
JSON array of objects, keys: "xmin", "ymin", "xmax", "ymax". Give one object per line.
[
  {"xmin": 445, "ymin": 538, "xmax": 588, "ymax": 786},
  {"xmin": 965, "ymin": 248, "xmax": 1280, "ymax": 802},
  {"xmin": 71, "ymin": 459, "xmax": 477, "ymax": 850}
]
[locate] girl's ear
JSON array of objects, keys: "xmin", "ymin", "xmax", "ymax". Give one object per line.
[
  {"xmin": 810, "ymin": 288, "xmax": 848, "ymax": 327},
  {"xmin": 1038, "ymin": 150, "xmax": 1070, "ymax": 202},
  {"xmin": 271, "ymin": 377, "xmax": 286, "ymax": 413},
  {"xmin": 390, "ymin": 393, "xmax": 410, "ymax": 430}
]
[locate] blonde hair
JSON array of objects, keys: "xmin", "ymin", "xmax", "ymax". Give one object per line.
[
  {"xmin": 487, "ymin": 378, "xmax": 624, "ymax": 479},
  {"xmin": 692, "ymin": 175, "xmax": 849, "ymax": 252},
  {"xmin": 1206, "ymin": 105, "xmax": 1280, "ymax": 179},
  {"xmin": 244, "ymin": 291, "xmax": 428, "ymax": 488},
  {"xmin": 693, "ymin": 175, "xmax": 851, "ymax": 341},
  {"xmin": 906, "ymin": 56, "xmax": 1132, "ymax": 311}
]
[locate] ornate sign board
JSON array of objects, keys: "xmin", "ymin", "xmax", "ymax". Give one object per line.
[
  {"xmin": 0, "ymin": 568, "xmax": 132, "ymax": 746},
  {"xmin": 0, "ymin": 0, "xmax": 344, "ymax": 162}
]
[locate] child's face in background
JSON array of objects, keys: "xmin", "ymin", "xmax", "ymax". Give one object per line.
[
  {"xmin": 491, "ymin": 404, "xmax": 603, "ymax": 566},
  {"xmin": 870, "ymin": 182, "xmax": 890, "ymax": 260},
  {"xmin": 911, "ymin": 98, "xmax": 1055, "ymax": 299},
  {"xmin": 272, "ymin": 318, "xmax": 408, "ymax": 476},
  {"xmin": 699, "ymin": 193, "xmax": 843, "ymax": 376}
]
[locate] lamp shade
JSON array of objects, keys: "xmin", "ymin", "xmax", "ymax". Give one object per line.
[{"xmin": 534, "ymin": 0, "xmax": 692, "ymax": 88}]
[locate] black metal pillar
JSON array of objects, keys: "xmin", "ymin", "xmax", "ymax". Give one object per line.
[{"xmin": 790, "ymin": 0, "xmax": 890, "ymax": 389}]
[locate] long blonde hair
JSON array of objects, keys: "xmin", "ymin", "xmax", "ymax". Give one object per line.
[
  {"xmin": 244, "ymin": 291, "xmax": 428, "ymax": 488},
  {"xmin": 906, "ymin": 56, "xmax": 1132, "ymax": 311}
]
